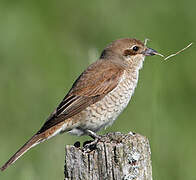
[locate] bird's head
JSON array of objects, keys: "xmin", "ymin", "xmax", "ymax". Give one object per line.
[{"xmin": 100, "ymin": 38, "xmax": 158, "ymax": 69}]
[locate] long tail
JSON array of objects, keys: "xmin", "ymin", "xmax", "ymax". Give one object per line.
[{"xmin": 0, "ymin": 134, "xmax": 44, "ymax": 171}]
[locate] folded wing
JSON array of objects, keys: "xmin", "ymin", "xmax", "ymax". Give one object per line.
[{"xmin": 38, "ymin": 60, "xmax": 124, "ymax": 133}]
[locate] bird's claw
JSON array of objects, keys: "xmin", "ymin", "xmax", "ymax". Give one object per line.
[{"xmin": 83, "ymin": 137, "xmax": 100, "ymax": 152}]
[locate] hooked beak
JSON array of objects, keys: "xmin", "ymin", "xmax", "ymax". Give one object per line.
[{"xmin": 142, "ymin": 48, "xmax": 157, "ymax": 56}]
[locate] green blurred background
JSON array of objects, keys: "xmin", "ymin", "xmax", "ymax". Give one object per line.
[{"xmin": 0, "ymin": 0, "xmax": 195, "ymax": 179}]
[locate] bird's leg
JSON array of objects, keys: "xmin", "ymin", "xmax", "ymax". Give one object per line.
[
  {"xmin": 83, "ymin": 130, "xmax": 102, "ymax": 151},
  {"xmin": 85, "ymin": 129, "xmax": 101, "ymax": 140}
]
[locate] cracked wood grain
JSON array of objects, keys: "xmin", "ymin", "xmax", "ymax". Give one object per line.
[{"xmin": 64, "ymin": 132, "xmax": 152, "ymax": 180}]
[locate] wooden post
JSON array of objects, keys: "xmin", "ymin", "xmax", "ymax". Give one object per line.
[{"xmin": 64, "ymin": 132, "xmax": 152, "ymax": 180}]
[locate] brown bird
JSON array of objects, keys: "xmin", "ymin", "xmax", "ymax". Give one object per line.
[{"xmin": 0, "ymin": 38, "xmax": 158, "ymax": 171}]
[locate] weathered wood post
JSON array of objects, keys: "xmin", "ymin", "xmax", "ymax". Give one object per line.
[{"xmin": 64, "ymin": 132, "xmax": 152, "ymax": 180}]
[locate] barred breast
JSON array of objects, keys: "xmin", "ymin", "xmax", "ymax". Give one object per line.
[{"xmin": 68, "ymin": 69, "xmax": 140, "ymax": 136}]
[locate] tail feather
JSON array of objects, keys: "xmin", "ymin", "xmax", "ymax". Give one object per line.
[{"xmin": 0, "ymin": 134, "xmax": 43, "ymax": 171}]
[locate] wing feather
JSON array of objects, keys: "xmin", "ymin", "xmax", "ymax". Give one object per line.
[{"xmin": 38, "ymin": 60, "xmax": 124, "ymax": 133}]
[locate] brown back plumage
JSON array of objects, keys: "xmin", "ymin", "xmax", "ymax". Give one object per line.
[{"xmin": 38, "ymin": 59, "xmax": 124, "ymax": 133}]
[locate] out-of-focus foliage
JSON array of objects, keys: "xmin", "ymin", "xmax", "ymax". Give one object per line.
[{"xmin": 0, "ymin": 0, "xmax": 195, "ymax": 179}]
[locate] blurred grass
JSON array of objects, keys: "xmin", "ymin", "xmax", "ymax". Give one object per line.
[{"xmin": 0, "ymin": 0, "xmax": 196, "ymax": 180}]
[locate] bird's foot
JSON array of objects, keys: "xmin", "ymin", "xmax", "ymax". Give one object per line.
[
  {"xmin": 83, "ymin": 130, "xmax": 102, "ymax": 152},
  {"xmin": 83, "ymin": 138, "xmax": 99, "ymax": 152}
]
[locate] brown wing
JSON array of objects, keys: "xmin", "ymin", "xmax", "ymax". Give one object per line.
[{"xmin": 38, "ymin": 60, "xmax": 124, "ymax": 133}]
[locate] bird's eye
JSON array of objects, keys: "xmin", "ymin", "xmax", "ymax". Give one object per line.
[{"xmin": 132, "ymin": 46, "xmax": 139, "ymax": 51}]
